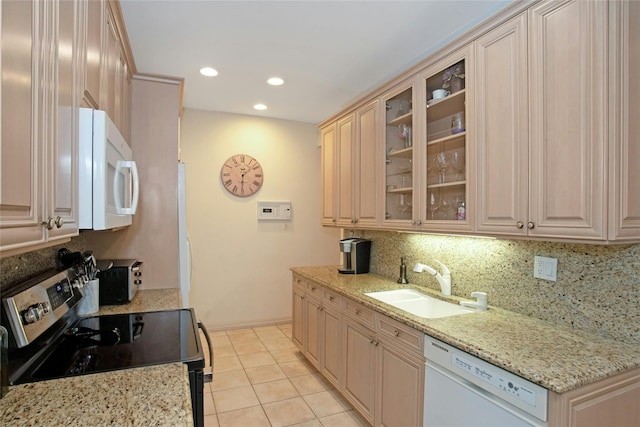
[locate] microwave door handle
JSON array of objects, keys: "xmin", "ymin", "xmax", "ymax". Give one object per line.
[{"xmin": 114, "ymin": 160, "xmax": 140, "ymax": 215}]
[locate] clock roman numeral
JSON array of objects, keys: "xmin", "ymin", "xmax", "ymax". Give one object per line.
[
  {"xmin": 232, "ymin": 157, "xmax": 239, "ymax": 165},
  {"xmin": 255, "ymin": 174, "xmax": 262, "ymax": 178},
  {"xmin": 253, "ymin": 180, "xmax": 260, "ymax": 187},
  {"xmin": 232, "ymin": 185, "xmax": 238, "ymax": 193},
  {"xmin": 225, "ymin": 179, "xmax": 233, "ymax": 186},
  {"xmin": 222, "ymin": 173, "xmax": 231, "ymax": 177},
  {"xmin": 240, "ymin": 155, "xmax": 245, "ymax": 163}
]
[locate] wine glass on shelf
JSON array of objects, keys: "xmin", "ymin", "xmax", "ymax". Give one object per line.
[
  {"xmin": 427, "ymin": 191, "xmax": 439, "ymax": 220},
  {"xmin": 398, "ymin": 194, "xmax": 412, "ymax": 218},
  {"xmin": 433, "ymin": 152, "xmax": 449, "ymax": 184},
  {"xmin": 439, "ymin": 193, "xmax": 455, "ymax": 220},
  {"xmin": 451, "ymin": 151, "xmax": 465, "ymax": 181}
]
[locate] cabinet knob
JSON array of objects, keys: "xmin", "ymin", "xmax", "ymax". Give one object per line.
[
  {"xmin": 329, "ymin": 296, "xmax": 334, "ymax": 301},
  {"xmin": 516, "ymin": 221, "xmax": 524, "ymax": 229},
  {"xmin": 54, "ymin": 216, "xmax": 63, "ymax": 228},
  {"xmin": 527, "ymin": 221, "xmax": 535, "ymax": 229},
  {"xmin": 355, "ymin": 309, "xmax": 360, "ymax": 315},
  {"xmin": 374, "ymin": 340, "xmax": 379, "ymax": 347},
  {"xmin": 394, "ymin": 330, "xmax": 399, "ymax": 337},
  {"xmin": 42, "ymin": 217, "xmax": 55, "ymax": 230}
]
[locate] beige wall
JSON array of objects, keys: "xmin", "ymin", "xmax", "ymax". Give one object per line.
[
  {"xmin": 180, "ymin": 108, "xmax": 340, "ymax": 329},
  {"xmin": 82, "ymin": 76, "xmax": 182, "ymax": 289}
]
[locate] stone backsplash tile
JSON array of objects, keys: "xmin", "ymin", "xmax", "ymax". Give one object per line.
[
  {"xmin": 361, "ymin": 230, "xmax": 640, "ymax": 345},
  {"xmin": 1, "ymin": 234, "xmax": 88, "ymax": 290}
]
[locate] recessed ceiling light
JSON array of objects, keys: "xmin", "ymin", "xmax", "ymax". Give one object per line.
[
  {"xmin": 267, "ymin": 77, "xmax": 284, "ymax": 86},
  {"xmin": 253, "ymin": 104, "xmax": 268, "ymax": 111},
  {"xmin": 200, "ymin": 67, "xmax": 218, "ymax": 77}
]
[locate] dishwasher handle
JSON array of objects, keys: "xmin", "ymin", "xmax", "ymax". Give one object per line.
[{"xmin": 197, "ymin": 320, "xmax": 213, "ymax": 383}]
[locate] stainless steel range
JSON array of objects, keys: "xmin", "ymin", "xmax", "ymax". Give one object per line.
[{"xmin": 1, "ymin": 267, "xmax": 212, "ymax": 426}]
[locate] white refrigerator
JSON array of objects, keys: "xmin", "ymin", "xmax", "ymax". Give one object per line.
[{"xmin": 178, "ymin": 162, "xmax": 191, "ymax": 308}]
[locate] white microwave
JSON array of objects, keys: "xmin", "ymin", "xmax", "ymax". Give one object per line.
[{"xmin": 78, "ymin": 109, "xmax": 139, "ymax": 230}]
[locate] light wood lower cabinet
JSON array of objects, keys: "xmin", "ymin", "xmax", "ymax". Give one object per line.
[
  {"xmin": 292, "ymin": 274, "xmax": 640, "ymax": 427},
  {"xmin": 343, "ymin": 315, "xmax": 377, "ymax": 423},
  {"xmin": 548, "ymin": 367, "xmax": 640, "ymax": 427},
  {"xmin": 292, "ymin": 274, "xmax": 424, "ymax": 426}
]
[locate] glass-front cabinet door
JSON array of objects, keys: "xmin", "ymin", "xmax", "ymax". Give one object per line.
[
  {"xmin": 419, "ymin": 47, "xmax": 473, "ymax": 232},
  {"xmin": 381, "ymin": 79, "xmax": 416, "ymax": 228}
]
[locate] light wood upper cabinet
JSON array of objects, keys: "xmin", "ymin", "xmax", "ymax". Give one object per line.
[
  {"xmin": 81, "ymin": 0, "xmax": 103, "ymax": 108},
  {"xmin": 0, "ymin": 0, "xmax": 47, "ymax": 251},
  {"xmin": 1, "ymin": 0, "xmax": 79, "ymax": 255},
  {"xmin": 323, "ymin": 103, "xmax": 380, "ymax": 229},
  {"xmin": 608, "ymin": 0, "xmax": 640, "ymax": 241},
  {"xmin": 320, "ymin": 123, "xmax": 337, "ymax": 226},
  {"xmin": 48, "ymin": 0, "xmax": 80, "ymax": 241},
  {"xmin": 381, "ymin": 79, "xmax": 417, "ymax": 228},
  {"xmin": 336, "ymin": 114, "xmax": 355, "ymax": 227},
  {"xmin": 419, "ymin": 46, "xmax": 473, "ymax": 233},
  {"xmin": 528, "ymin": 0, "xmax": 607, "ymax": 240},
  {"xmin": 78, "ymin": 0, "xmax": 132, "ymax": 139},
  {"xmin": 354, "ymin": 100, "xmax": 379, "ymax": 228},
  {"xmin": 475, "ymin": 13, "xmax": 529, "ymax": 236}
]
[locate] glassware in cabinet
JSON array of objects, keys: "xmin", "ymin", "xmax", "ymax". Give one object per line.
[
  {"xmin": 424, "ymin": 58, "xmax": 468, "ymax": 223},
  {"xmin": 384, "ymin": 86, "xmax": 414, "ymax": 221}
]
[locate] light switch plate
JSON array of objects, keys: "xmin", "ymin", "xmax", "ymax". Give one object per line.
[{"xmin": 534, "ymin": 256, "xmax": 557, "ymax": 281}]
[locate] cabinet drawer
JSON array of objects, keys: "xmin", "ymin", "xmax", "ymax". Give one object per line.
[
  {"xmin": 307, "ymin": 281, "xmax": 323, "ymax": 299},
  {"xmin": 376, "ymin": 314, "xmax": 423, "ymax": 355},
  {"xmin": 344, "ymin": 299, "xmax": 375, "ymax": 328},
  {"xmin": 293, "ymin": 275, "xmax": 306, "ymax": 292},
  {"xmin": 323, "ymin": 288, "xmax": 343, "ymax": 310}
]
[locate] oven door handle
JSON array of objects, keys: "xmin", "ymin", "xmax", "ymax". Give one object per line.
[{"xmin": 197, "ymin": 320, "xmax": 213, "ymax": 383}]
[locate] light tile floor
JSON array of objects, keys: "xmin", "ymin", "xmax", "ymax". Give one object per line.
[{"xmin": 202, "ymin": 324, "xmax": 369, "ymax": 427}]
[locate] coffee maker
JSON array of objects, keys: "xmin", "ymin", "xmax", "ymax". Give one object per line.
[{"xmin": 338, "ymin": 238, "xmax": 371, "ymax": 274}]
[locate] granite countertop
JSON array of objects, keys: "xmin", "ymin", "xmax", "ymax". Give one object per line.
[
  {"xmin": 0, "ymin": 364, "xmax": 193, "ymax": 427},
  {"xmin": 94, "ymin": 288, "xmax": 183, "ymax": 315},
  {"xmin": 291, "ymin": 265, "xmax": 640, "ymax": 394},
  {"xmin": 0, "ymin": 289, "xmax": 190, "ymax": 426}
]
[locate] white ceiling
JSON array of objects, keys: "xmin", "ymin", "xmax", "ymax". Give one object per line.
[{"xmin": 120, "ymin": 0, "xmax": 513, "ymax": 124}]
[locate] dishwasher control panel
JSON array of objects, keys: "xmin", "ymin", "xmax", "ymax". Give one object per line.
[
  {"xmin": 424, "ymin": 335, "xmax": 548, "ymax": 422},
  {"xmin": 452, "ymin": 353, "xmax": 536, "ymax": 406}
]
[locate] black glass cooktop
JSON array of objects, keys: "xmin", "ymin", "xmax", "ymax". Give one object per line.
[{"xmin": 26, "ymin": 309, "xmax": 204, "ymax": 382}]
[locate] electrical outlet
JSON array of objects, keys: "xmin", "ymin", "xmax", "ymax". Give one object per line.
[{"xmin": 534, "ymin": 256, "xmax": 557, "ymax": 281}]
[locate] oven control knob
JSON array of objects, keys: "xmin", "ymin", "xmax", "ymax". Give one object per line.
[{"xmin": 21, "ymin": 303, "xmax": 47, "ymax": 324}]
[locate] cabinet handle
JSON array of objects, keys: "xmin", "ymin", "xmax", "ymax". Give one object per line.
[
  {"xmin": 54, "ymin": 216, "xmax": 63, "ymax": 228},
  {"xmin": 527, "ymin": 221, "xmax": 535, "ymax": 230},
  {"xmin": 516, "ymin": 221, "xmax": 524, "ymax": 229},
  {"xmin": 394, "ymin": 330, "xmax": 399, "ymax": 337},
  {"xmin": 355, "ymin": 309, "xmax": 360, "ymax": 315},
  {"xmin": 374, "ymin": 340, "xmax": 379, "ymax": 347},
  {"xmin": 42, "ymin": 217, "xmax": 55, "ymax": 230}
]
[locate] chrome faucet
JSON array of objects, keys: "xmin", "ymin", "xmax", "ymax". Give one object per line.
[{"xmin": 413, "ymin": 260, "xmax": 451, "ymax": 296}]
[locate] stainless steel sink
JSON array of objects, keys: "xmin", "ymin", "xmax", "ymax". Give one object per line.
[{"xmin": 365, "ymin": 289, "xmax": 474, "ymax": 319}]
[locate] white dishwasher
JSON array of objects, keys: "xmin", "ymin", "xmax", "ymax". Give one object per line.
[{"xmin": 424, "ymin": 336, "xmax": 548, "ymax": 427}]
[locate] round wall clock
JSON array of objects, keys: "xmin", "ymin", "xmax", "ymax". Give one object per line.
[{"xmin": 220, "ymin": 154, "xmax": 264, "ymax": 197}]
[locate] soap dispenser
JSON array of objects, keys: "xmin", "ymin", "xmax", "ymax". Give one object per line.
[{"xmin": 397, "ymin": 256, "xmax": 409, "ymax": 284}]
